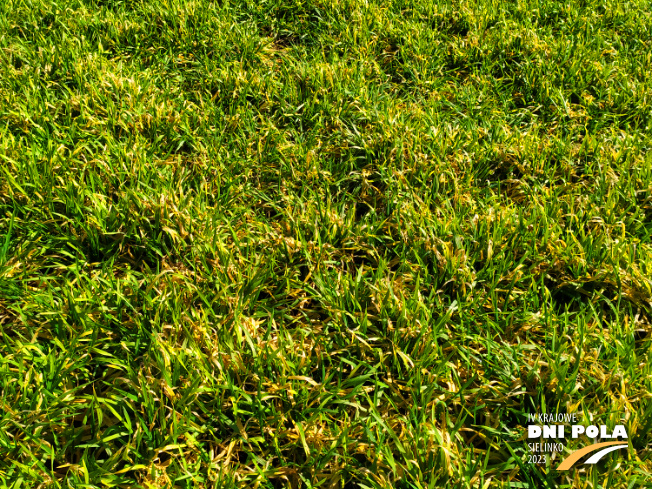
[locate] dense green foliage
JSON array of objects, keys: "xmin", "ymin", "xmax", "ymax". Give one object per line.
[{"xmin": 1, "ymin": 0, "xmax": 652, "ymax": 487}]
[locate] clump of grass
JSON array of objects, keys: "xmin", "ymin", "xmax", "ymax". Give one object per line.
[{"xmin": 1, "ymin": 0, "xmax": 652, "ymax": 487}]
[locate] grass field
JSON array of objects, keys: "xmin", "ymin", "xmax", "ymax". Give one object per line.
[{"xmin": 1, "ymin": 0, "xmax": 652, "ymax": 487}]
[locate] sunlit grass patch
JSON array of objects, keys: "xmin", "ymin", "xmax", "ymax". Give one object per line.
[{"xmin": 1, "ymin": 0, "xmax": 652, "ymax": 487}]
